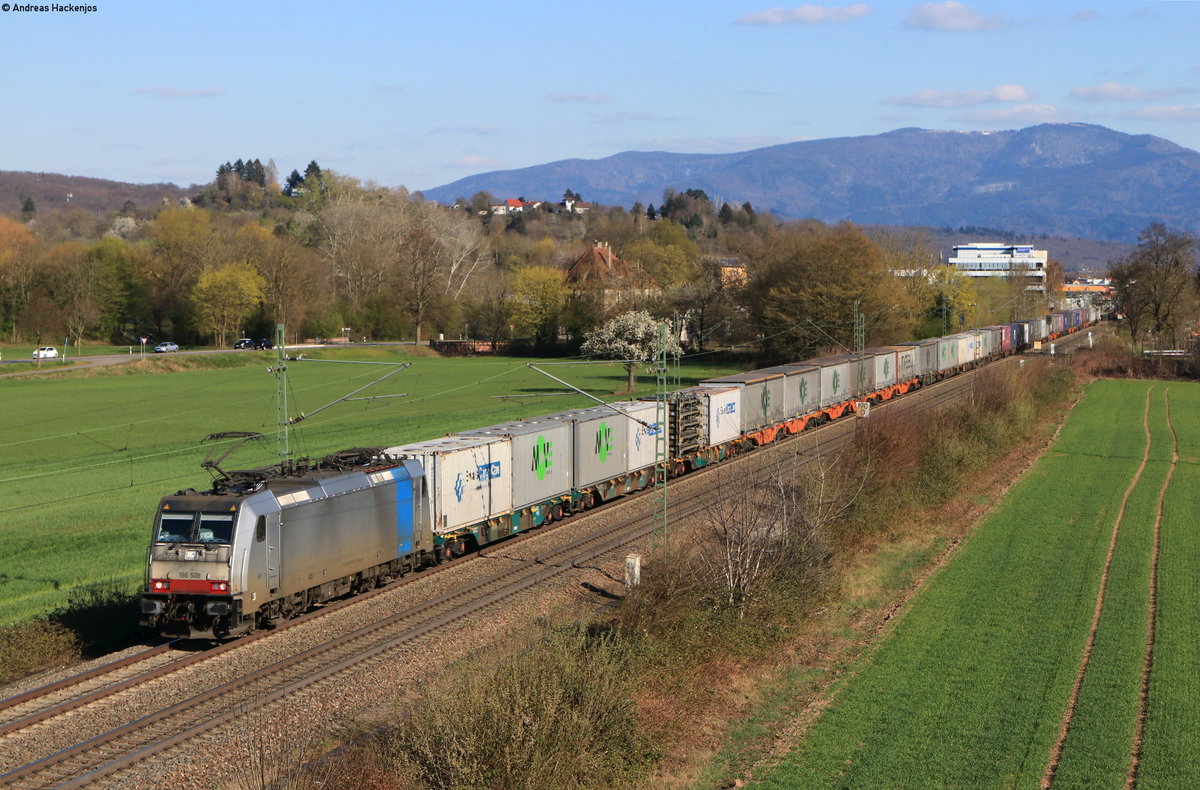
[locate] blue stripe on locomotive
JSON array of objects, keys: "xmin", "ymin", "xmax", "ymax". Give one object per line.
[{"xmin": 392, "ymin": 467, "xmax": 415, "ymax": 554}]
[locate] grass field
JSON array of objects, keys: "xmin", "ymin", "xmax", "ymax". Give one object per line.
[
  {"xmin": 0, "ymin": 347, "xmax": 738, "ymax": 626},
  {"xmin": 752, "ymin": 379, "xmax": 1198, "ymax": 789}
]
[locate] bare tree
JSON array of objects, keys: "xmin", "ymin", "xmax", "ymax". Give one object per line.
[
  {"xmin": 1110, "ymin": 222, "xmax": 1199, "ymax": 349},
  {"xmin": 698, "ymin": 446, "xmax": 854, "ymax": 620}
]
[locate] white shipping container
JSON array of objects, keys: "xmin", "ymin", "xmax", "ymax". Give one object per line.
[
  {"xmin": 386, "ymin": 436, "xmax": 513, "ymax": 535},
  {"xmin": 754, "ymin": 364, "xmax": 821, "ymax": 420},
  {"xmin": 609, "ymin": 401, "xmax": 666, "ymax": 471},
  {"xmin": 704, "ymin": 386, "xmax": 742, "ymax": 446},
  {"xmin": 864, "ymin": 349, "xmax": 896, "ymax": 389},
  {"xmin": 807, "ymin": 357, "xmax": 853, "ymax": 409},
  {"xmin": 457, "ymin": 419, "xmax": 571, "ymax": 509}
]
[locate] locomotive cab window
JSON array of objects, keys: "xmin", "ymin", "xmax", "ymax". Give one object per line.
[
  {"xmin": 155, "ymin": 512, "xmax": 193, "ymax": 543},
  {"xmin": 255, "ymin": 516, "xmax": 266, "ymax": 543},
  {"xmin": 198, "ymin": 513, "xmax": 235, "ymax": 544}
]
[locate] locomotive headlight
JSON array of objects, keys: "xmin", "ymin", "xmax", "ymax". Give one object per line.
[
  {"xmin": 209, "ymin": 581, "xmax": 230, "ymax": 592},
  {"xmin": 184, "ymin": 549, "xmax": 201, "ymax": 561},
  {"xmin": 151, "ymin": 579, "xmax": 170, "ymax": 591}
]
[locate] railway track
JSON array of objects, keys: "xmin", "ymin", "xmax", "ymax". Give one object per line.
[{"xmin": 0, "ymin": 337, "xmax": 1091, "ymax": 788}]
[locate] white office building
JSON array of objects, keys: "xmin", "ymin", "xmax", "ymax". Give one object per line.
[{"xmin": 946, "ymin": 243, "xmax": 1047, "ymax": 293}]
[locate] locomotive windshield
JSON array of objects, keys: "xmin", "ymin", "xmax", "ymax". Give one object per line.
[{"xmin": 154, "ymin": 511, "xmax": 236, "ymax": 544}]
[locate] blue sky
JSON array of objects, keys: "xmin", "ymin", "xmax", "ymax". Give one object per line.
[{"xmin": 2, "ymin": 1, "xmax": 1199, "ymax": 192}]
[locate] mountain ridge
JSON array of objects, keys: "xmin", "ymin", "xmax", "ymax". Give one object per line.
[{"xmin": 422, "ymin": 124, "xmax": 1200, "ymax": 243}]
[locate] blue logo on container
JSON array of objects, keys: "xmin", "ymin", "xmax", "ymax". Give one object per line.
[
  {"xmin": 476, "ymin": 461, "xmax": 501, "ymax": 480},
  {"xmin": 715, "ymin": 402, "xmax": 736, "ymax": 427},
  {"xmin": 454, "ymin": 473, "xmax": 464, "ymax": 502}
]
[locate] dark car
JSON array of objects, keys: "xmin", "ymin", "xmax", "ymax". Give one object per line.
[
  {"xmin": 233, "ymin": 338, "xmax": 255, "ymax": 350},
  {"xmin": 254, "ymin": 338, "xmax": 274, "ymax": 350}
]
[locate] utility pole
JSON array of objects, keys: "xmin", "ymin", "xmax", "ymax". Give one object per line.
[
  {"xmin": 273, "ymin": 323, "xmax": 289, "ymax": 460},
  {"xmin": 653, "ymin": 322, "xmax": 670, "ymax": 552},
  {"xmin": 853, "ymin": 301, "xmax": 866, "ymax": 398}
]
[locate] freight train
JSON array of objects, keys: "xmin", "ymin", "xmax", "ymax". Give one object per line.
[{"xmin": 140, "ymin": 307, "xmax": 1100, "ymax": 639}]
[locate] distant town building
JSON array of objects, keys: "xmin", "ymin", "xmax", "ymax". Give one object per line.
[
  {"xmin": 946, "ymin": 243, "xmax": 1047, "ymax": 293},
  {"xmin": 565, "ymin": 241, "xmax": 657, "ymax": 314}
]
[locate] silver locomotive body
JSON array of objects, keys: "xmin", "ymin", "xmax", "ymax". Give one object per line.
[{"xmin": 141, "ymin": 460, "xmax": 427, "ymax": 639}]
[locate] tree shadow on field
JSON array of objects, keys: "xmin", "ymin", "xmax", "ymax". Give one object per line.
[{"xmin": 48, "ymin": 580, "xmax": 146, "ymax": 658}]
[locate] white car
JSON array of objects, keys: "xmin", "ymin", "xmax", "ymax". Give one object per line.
[{"xmin": 32, "ymin": 347, "xmax": 58, "ymax": 359}]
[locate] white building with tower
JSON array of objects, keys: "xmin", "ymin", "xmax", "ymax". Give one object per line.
[{"xmin": 946, "ymin": 243, "xmax": 1047, "ymax": 293}]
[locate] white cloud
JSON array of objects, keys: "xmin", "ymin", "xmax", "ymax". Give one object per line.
[
  {"xmin": 546, "ymin": 93, "xmax": 613, "ymax": 104},
  {"xmin": 591, "ymin": 111, "xmax": 683, "ymax": 125},
  {"xmin": 1121, "ymin": 105, "xmax": 1200, "ymax": 122},
  {"xmin": 887, "ymin": 84, "xmax": 1033, "ymax": 107},
  {"xmin": 134, "ymin": 86, "xmax": 224, "ymax": 98},
  {"xmin": 735, "ymin": 4, "xmax": 871, "ymax": 25},
  {"xmin": 952, "ymin": 104, "xmax": 1066, "ymax": 123},
  {"xmin": 446, "ymin": 154, "xmax": 503, "ymax": 169},
  {"xmin": 1070, "ymin": 81, "xmax": 1194, "ymax": 102},
  {"xmin": 903, "ymin": 2, "xmax": 1004, "ymax": 31},
  {"xmin": 597, "ymin": 135, "xmax": 798, "ymax": 153},
  {"xmin": 431, "ymin": 125, "xmax": 499, "ymax": 136}
]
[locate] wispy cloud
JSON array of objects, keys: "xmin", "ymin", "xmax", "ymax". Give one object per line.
[
  {"xmin": 735, "ymin": 4, "xmax": 871, "ymax": 25},
  {"xmin": 431, "ymin": 125, "xmax": 499, "ymax": 136},
  {"xmin": 1071, "ymin": 81, "xmax": 1195, "ymax": 102},
  {"xmin": 903, "ymin": 2, "xmax": 1005, "ymax": 31},
  {"xmin": 591, "ymin": 111, "xmax": 683, "ymax": 125},
  {"xmin": 1120, "ymin": 104, "xmax": 1200, "ymax": 122},
  {"xmin": 134, "ymin": 86, "xmax": 224, "ymax": 99},
  {"xmin": 446, "ymin": 154, "xmax": 503, "ymax": 169},
  {"xmin": 887, "ymin": 84, "xmax": 1033, "ymax": 107},
  {"xmin": 597, "ymin": 134, "xmax": 796, "ymax": 153},
  {"xmin": 952, "ymin": 104, "xmax": 1066, "ymax": 123},
  {"xmin": 546, "ymin": 93, "xmax": 613, "ymax": 104}
]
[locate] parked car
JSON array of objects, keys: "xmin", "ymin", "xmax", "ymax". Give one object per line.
[
  {"xmin": 233, "ymin": 338, "xmax": 255, "ymax": 349},
  {"xmin": 32, "ymin": 347, "xmax": 58, "ymax": 359},
  {"xmin": 254, "ymin": 338, "xmax": 274, "ymax": 350},
  {"xmin": 154, "ymin": 342, "xmax": 179, "ymax": 353}
]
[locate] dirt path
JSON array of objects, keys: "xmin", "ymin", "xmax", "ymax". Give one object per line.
[
  {"xmin": 1042, "ymin": 388, "xmax": 1154, "ymax": 788},
  {"xmin": 1128, "ymin": 388, "xmax": 1177, "ymax": 788}
]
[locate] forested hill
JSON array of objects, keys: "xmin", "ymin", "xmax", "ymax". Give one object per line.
[
  {"xmin": 423, "ymin": 123, "xmax": 1200, "ymax": 243},
  {"xmin": 0, "ymin": 171, "xmax": 189, "ymax": 216}
]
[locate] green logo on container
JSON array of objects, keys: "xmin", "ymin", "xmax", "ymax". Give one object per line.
[
  {"xmin": 799, "ymin": 378, "xmax": 809, "ymax": 404},
  {"xmin": 532, "ymin": 435, "xmax": 553, "ymax": 481},
  {"xmin": 596, "ymin": 422, "xmax": 614, "ymax": 463},
  {"xmin": 760, "ymin": 386, "xmax": 771, "ymax": 416},
  {"xmin": 832, "ymin": 370, "xmax": 842, "ymax": 394},
  {"xmin": 884, "ymin": 359, "xmax": 890, "ymax": 378}
]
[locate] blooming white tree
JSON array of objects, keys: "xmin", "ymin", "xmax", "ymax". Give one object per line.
[{"xmin": 580, "ymin": 310, "xmax": 682, "ymax": 392}]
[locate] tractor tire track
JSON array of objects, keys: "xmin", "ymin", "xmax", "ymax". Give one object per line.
[
  {"xmin": 1128, "ymin": 388, "xmax": 1177, "ymax": 789},
  {"xmin": 1043, "ymin": 387, "xmax": 1153, "ymax": 789}
]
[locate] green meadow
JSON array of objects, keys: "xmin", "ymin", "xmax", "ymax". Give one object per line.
[
  {"xmin": 0, "ymin": 347, "xmax": 738, "ymax": 626},
  {"xmin": 752, "ymin": 379, "xmax": 1199, "ymax": 789}
]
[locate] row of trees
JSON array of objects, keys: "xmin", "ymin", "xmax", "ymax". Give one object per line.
[{"xmin": 9, "ymin": 162, "xmax": 1160, "ymax": 360}]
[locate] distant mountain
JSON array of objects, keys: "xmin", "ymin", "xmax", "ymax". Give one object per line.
[
  {"xmin": 423, "ymin": 124, "xmax": 1200, "ymax": 243},
  {"xmin": 0, "ymin": 171, "xmax": 189, "ymax": 216}
]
